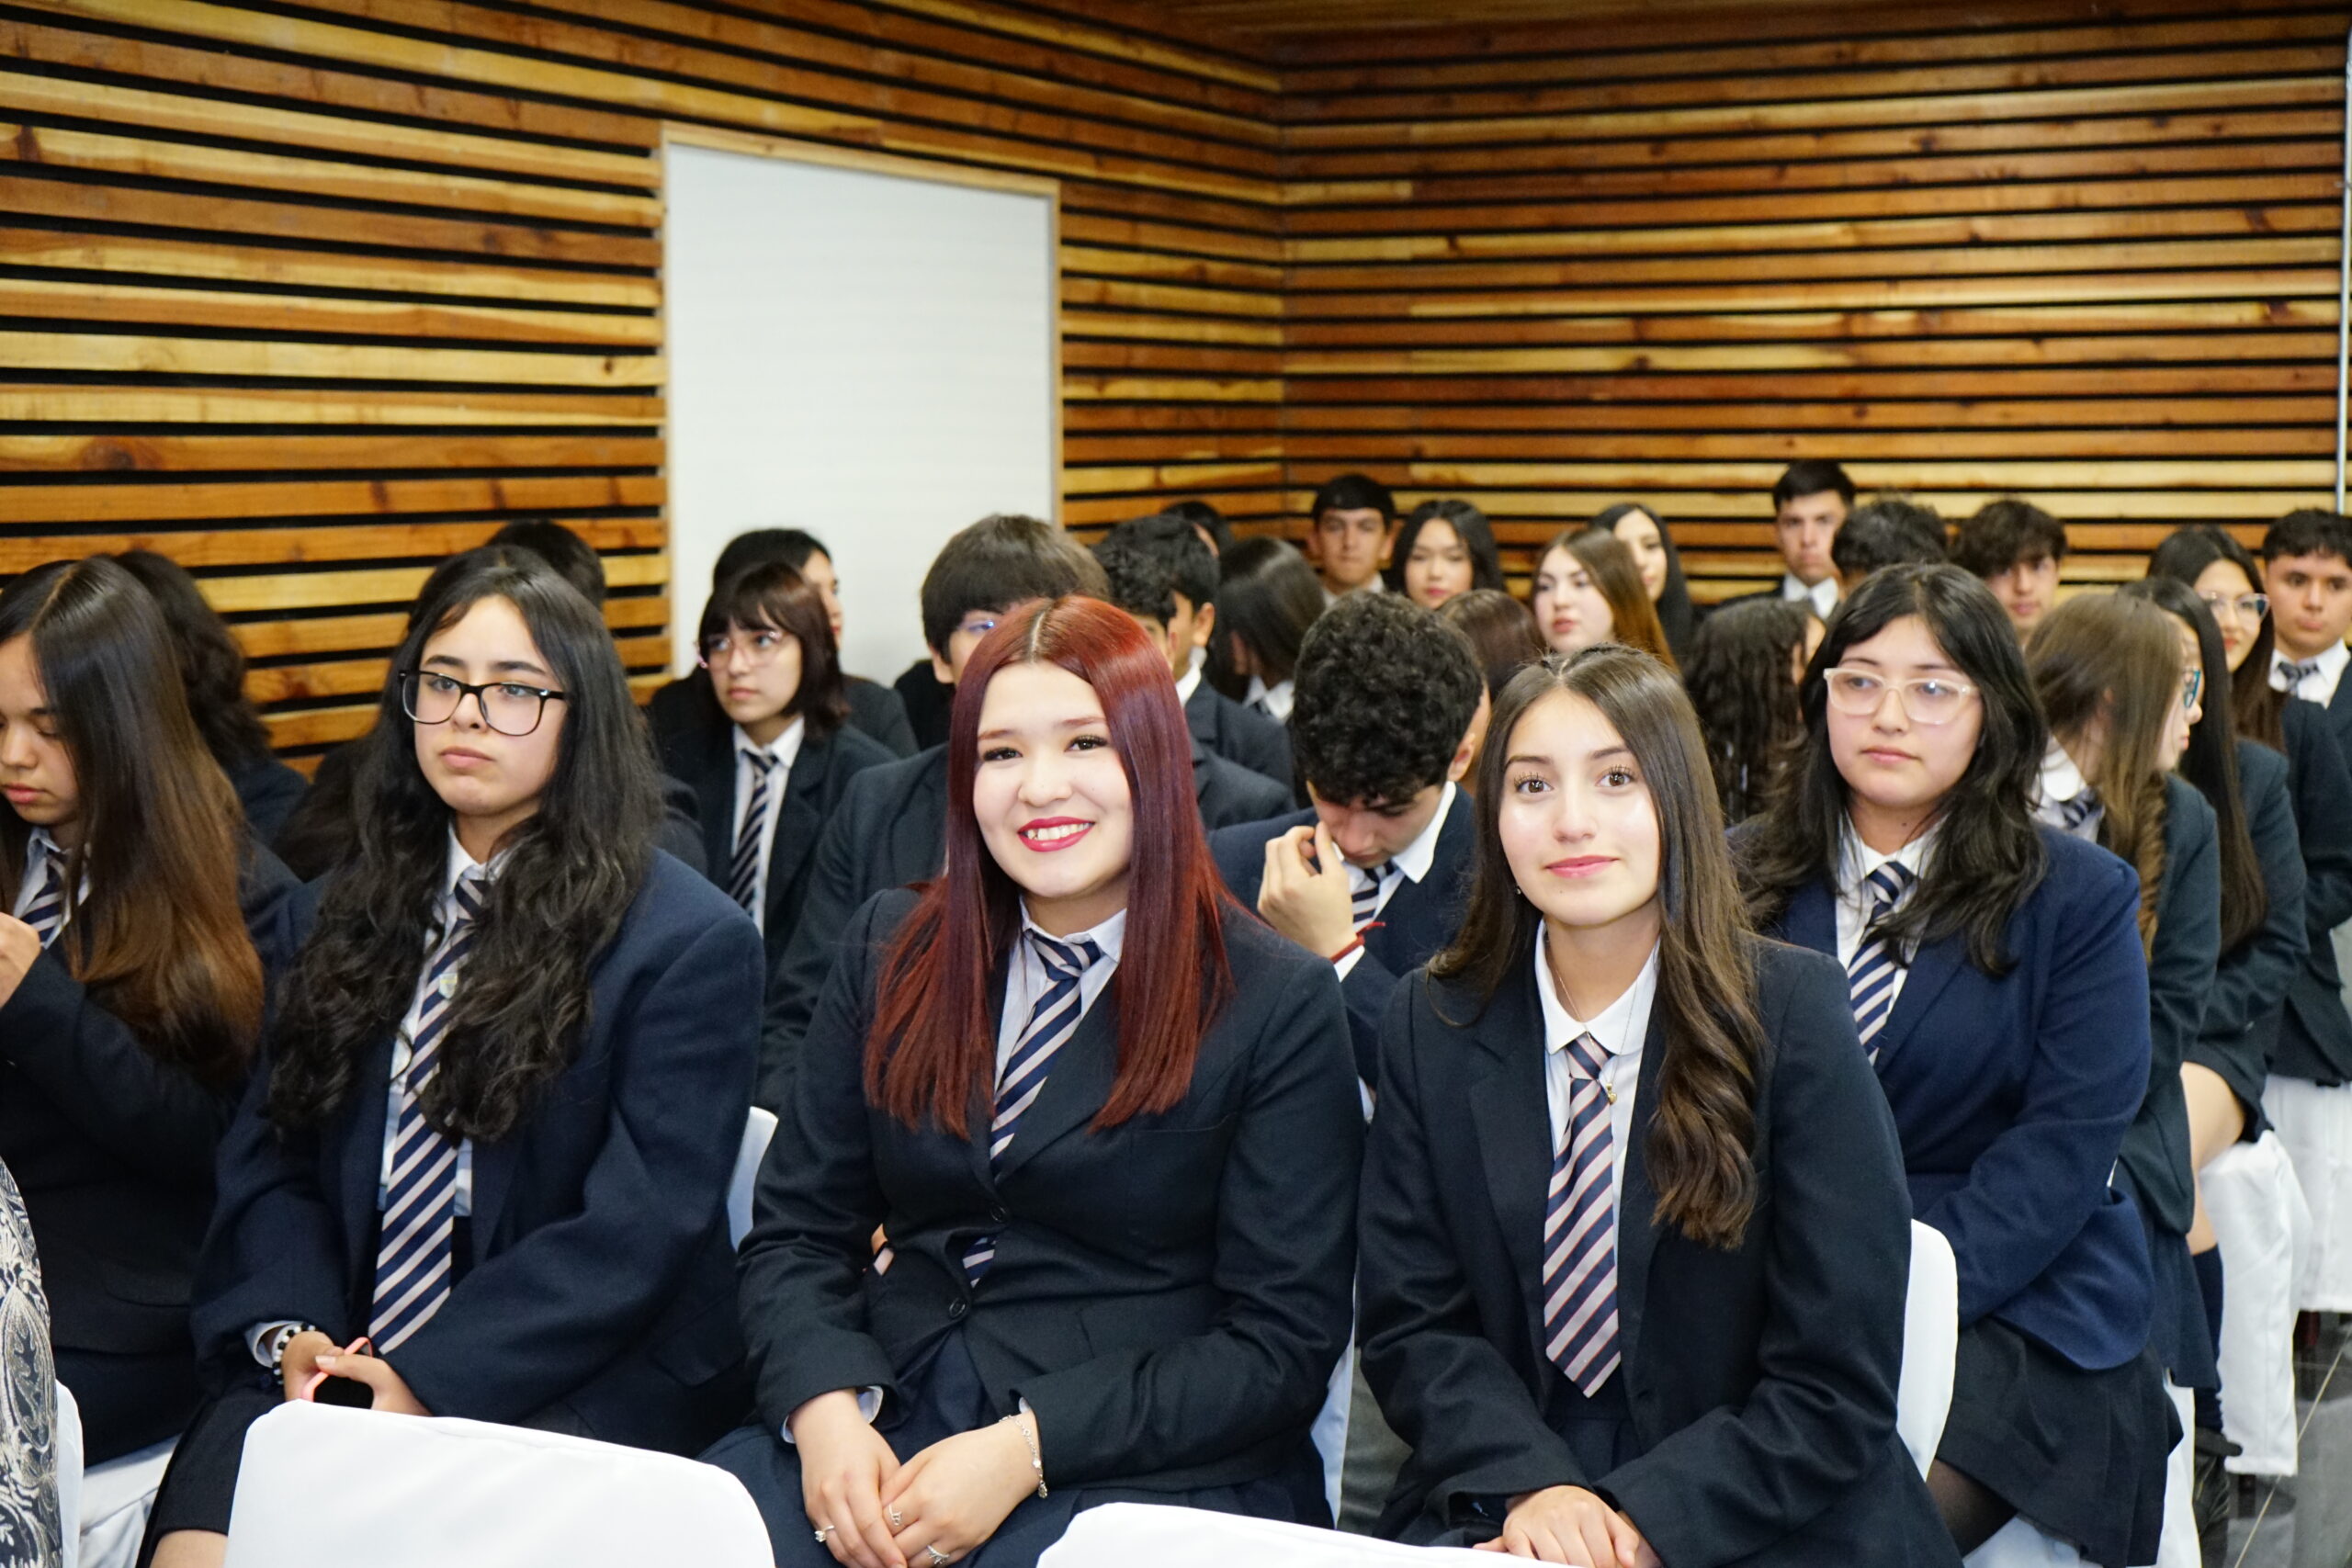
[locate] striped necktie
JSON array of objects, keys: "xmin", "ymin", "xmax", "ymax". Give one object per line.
[
  {"xmin": 2281, "ymin": 657, "xmax": 2323, "ymax": 694},
  {"xmin": 2054, "ymin": 789, "xmax": 2098, "ymax": 834},
  {"xmin": 728, "ymin": 750, "xmax": 778, "ymax": 914},
  {"xmin": 371, "ymin": 874, "xmax": 487, "ymax": 1354},
  {"xmin": 1848, "ymin": 862, "xmax": 1917, "ymax": 1062},
  {"xmin": 1350, "ymin": 860, "xmax": 1398, "ymax": 930},
  {"xmin": 963, "ymin": 931, "xmax": 1106, "ymax": 1283},
  {"xmin": 19, "ymin": 840, "xmax": 66, "ymax": 950},
  {"xmin": 1542, "ymin": 1032, "xmax": 1621, "ymax": 1394}
]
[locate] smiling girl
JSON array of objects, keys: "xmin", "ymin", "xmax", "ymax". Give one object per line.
[
  {"xmin": 1738, "ymin": 565, "xmax": 2172, "ymax": 1567},
  {"xmin": 144, "ymin": 554, "xmax": 764, "ymax": 1568},
  {"xmin": 1360, "ymin": 646, "xmax": 1950, "ymax": 1566},
  {"xmin": 711, "ymin": 595, "xmax": 1361, "ymax": 1568}
]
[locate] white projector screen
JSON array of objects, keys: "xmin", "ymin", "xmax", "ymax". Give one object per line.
[{"xmin": 662, "ymin": 135, "xmax": 1060, "ymax": 683}]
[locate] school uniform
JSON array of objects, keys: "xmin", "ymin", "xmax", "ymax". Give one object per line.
[
  {"xmin": 1707, "ymin": 573, "xmax": 1839, "ymax": 620},
  {"xmin": 2189, "ymin": 741, "xmax": 2309, "ymax": 1130},
  {"xmin": 662, "ymin": 713, "xmax": 894, "ymax": 973},
  {"xmin": 896, "ymin": 660, "xmax": 956, "ymax": 753},
  {"xmin": 1243, "ymin": 675, "xmax": 1294, "ymax": 724},
  {"xmin": 1181, "ymin": 664, "xmax": 1293, "ymax": 791},
  {"xmin": 144, "ymin": 844, "xmax": 764, "ymax": 1541},
  {"xmin": 1760, "ymin": 825, "xmax": 2172, "ymax": 1567},
  {"xmin": 226, "ymin": 752, "xmax": 309, "ymax": 846},
  {"xmin": 1, "ymin": 832, "xmax": 308, "ymax": 1463},
  {"xmin": 1194, "ymin": 738, "xmax": 1291, "ymax": 831},
  {"xmin": 648, "ymin": 670, "xmax": 917, "ymax": 760},
  {"xmin": 1209, "ymin": 784, "xmax": 1474, "ymax": 1087},
  {"xmin": 1360, "ymin": 933, "xmax": 1955, "ymax": 1564},
  {"xmin": 707, "ymin": 887, "xmax": 1363, "ymax": 1567}
]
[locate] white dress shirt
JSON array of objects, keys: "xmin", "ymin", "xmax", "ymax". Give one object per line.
[
  {"xmin": 1782, "ymin": 572, "xmax": 1839, "ymax": 619},
  {"xmin": 996, "ymin": 906, "xmax": 1126, "ymax": 1066},
  {"xmin": 1333, "ymin": 782, "xmax": 1457, "ymax": 982},
  {"xmin": 1173, "ymin": 664, "xmax": 1203, "ymax": 708},
  {"xmin": 1244, "ymin": 675, "xmax": 1295, "ymax": 723},
  {"xmin": 2030, "ymin": 741, "xmax": 2102, "ymax": 841},
  {"xmin": 730, "ymin": 718, "xmax": 806, "ymax": 931},
  {"xmin": 2272, "ymin": 640, "xmax": 2349, "ymax": 707},
  {"xmin": 1532, "ymin": 932, "xmax": 1657, "ymax": 1221},
  {"xmin": 1833, "ymin": 820, "xmax": 1940, "ymax": 998},
  {"xmin": 10, "ymin": 825, "xmax": 76, "ymax": 932}
]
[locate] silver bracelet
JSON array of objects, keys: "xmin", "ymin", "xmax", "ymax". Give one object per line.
[{"xmin": 1000, "ymin": 1413, "xmax": 1046, "ymax": 1498}]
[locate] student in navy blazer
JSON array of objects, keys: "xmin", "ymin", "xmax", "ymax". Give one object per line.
[
  {"xmin": 707, "ymin": 598, "xmax": 1360, "ymax": 1568},
  {"xmin": 1737, "ymin": 565, "xmax": 2170, "ymax": 1568},
  {"xmin": 1207, "ymin": 593, "xmax": 1484, "ymax": 1088},
  {"xmin": 0, "ymin": 559, "xmax": 311, "ymax": 1467},
  {"xmin": 1363, "ymin": 648, "xmax": 1955, "ymax": 1567},
  {"xmin": 143, "ymin": 556, "xmax": 763, "ymax": 1568}
]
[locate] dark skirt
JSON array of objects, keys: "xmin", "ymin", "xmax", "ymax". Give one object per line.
[
  {"xmin": 2140, "ymin": 1201, "xmax": 2220, "ymax": 1393},
  {"xmin": 704, "ymin": 1329, "xmax": 1328, "ymax": 1568},
  {"xmin": 1935, "ymin": 1318, "xmax": 2176, "ymax": 1568}
]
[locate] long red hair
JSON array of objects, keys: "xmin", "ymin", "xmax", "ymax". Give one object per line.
[{"xmin": 864, "ymin": 596, "xmax": 1235, "ymax": 1134}]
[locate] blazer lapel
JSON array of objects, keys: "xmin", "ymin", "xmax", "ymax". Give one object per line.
[
  {"xmin": 898, "ymin": 750, "xmax": 950, "ymax": 885},
  {"xmin": 692, "ymin": 728, "xmax": 735, "ymax": 879},
  {"xmin": 468, "ymin": 1136, "xmax": 520, "ymax": 1261},
  {"xmin": 762, "ymin": 733, "xmax": 831, "ymax": 920},
  {"xmin": 339, "ymin": 1043, "xmax": 396, "ymax": 1296},
  {"xmin": 1466, "ymin": 972, "xmax": 1554, "ymax": 1358},
  {"xmin": 1613, "ymin": 1010, "xmax": 1669, "ymax": 1370},
  {"xmin": 1781, "ymin": 877, "xmax": 1838, "ymax": 959},
  {"xmin": 989, "ymin": 983, "xmax": 1119, "ymax": 1183},
  {"xmin": 1870, "ymin": 931, "xmax": 1964, "ymax": 1070}
]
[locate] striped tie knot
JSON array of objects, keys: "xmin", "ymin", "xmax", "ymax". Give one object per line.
[
  {"xmin": 1349, "ymin": 861, "xmax": 1396, "ymax": 928},
  {"xmin": 1031, "ymin": 931, "xmax": 1102, "ymax": 984},
  {"xmin": 1563, "ymin": 1030, "xmax": 1612, "ymax": 1083},
  {"xmin": 2285, "ymin": 657, "xmax": 2323, "ymax": 688},
  {"xmin": 1862, "ymin": 861, "xmax": 1916, "ymax": 919},
  {"xmin": 2054, "ymin": 789, "xmax": 2098, "ymax": 832},
  {"xmin": 1849, "ymin": 860, "xmax": 1917, "ymax": 1063},
  {"xmin": 20, "ymin": 840, "xmax": 67, "ymax": 950}
]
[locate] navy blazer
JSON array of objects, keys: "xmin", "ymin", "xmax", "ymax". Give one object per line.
[
  {"xmin": 662, "ymin": 715, "xmax": 895, "ymax": 974},
  {"xmin": 189, "ymin": 851, "xmax": 763, "ymax": 1456},
  {"xmin": 2275, "ymin": 696, "xmax": 2352, "ymax": 1083},
  {"xmin": 0, "ymin": 845, "xmax": 309, "ymax": 1358},
  {"xmin": 1185, "ymin": 680, "xmax": 1294, "ymax": 791},
  {"xmin": 741, "ymin": 889, "xmax": 1362, "ymax": 1492},
  {"xmin": 1360, "ymin": 942, "xmax": 1956, "ymax": 1566},
  {"xmin": 228, "ymin": 754, "xmax": 310, "ymax": 847},
  {"xmin": 1210, "ymin": 797, "xmax": 1476, "ymax": 1085},
  {"xmin": 2190, "ymin": 740, "xmax": 2308, "ymax": 1122},
  {"xmin": 1762, "ymin": 829, "xmax": 2155, "ymax": 1371},
  {"xmin": 2112, "ymin": 776, "xmax": 2221, "ymax": 1239}
]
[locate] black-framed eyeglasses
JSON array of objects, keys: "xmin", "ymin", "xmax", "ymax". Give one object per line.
[{"xmin": 401, "ymin": 670, "xmax": 567, "ymax": 737}]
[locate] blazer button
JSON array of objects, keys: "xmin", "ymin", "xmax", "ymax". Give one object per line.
[
  {"xmin": 947, "ymin": 1297, "xmax": 969, "ymax": 1320},
  {"xmin": 989, "ymin": 1205, "xmax": 1010, "ymax": 1224}
]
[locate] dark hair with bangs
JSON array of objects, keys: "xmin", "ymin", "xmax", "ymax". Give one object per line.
[
  {"xmin": 488, "ymin": 519, "xmax": 606, "ymax": 605},
  {"xmin": 1385, "ymin": 499, "xmax": 1506, "ymax": 597},
  {"xmin": 864, "ymin": 597, "xmax": 1234, "ymax": 1134},
  {"xmin": 1208, "ymin": 537, "xmax": 1323, "ymax": 698},
  {"xmin": 697, "ymin": 560, "xmax": 846, "ymax": 741},
  {"xmin": 1737, "ymin": 564, "xmax": 2049, "ymax": 976},
  {"xmin": 918, "ymin": 514, "xmax": 1108, "ymax": 657},
  {"xmin": 1952, "ymin": 498, "xmax": 2067, "ymax": 579},
  {"xmin": 265, "ymin": 554, "xmax": 662, "ymax": 1140},
  {"xmin": 1435, "ymin": 647, "xmax": 1766, "ymax": 1249},
  {"xmin": 2147, "ymin": 525, "xmax": 2282, "ymax": 750}
]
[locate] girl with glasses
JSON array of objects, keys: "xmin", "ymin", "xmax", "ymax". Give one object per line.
[
  {"xmin": 707, "ymin": 596, "xmax": 1360, "ymax": 1568},
  {"xmin": 1358, "ymin": 646, "xmax": 1952, "ymax": 1565},
  {"xmin": 2025, "ymin": 593, "xmax": 2225, "ymax": 1562},
  {"xmin": 145, "ymin": 554, "xmax": 765, "ymax": 1568},
  {"xmin": 0, "ymin": 558, "xmax": 306, "ymax": 1471},
  {"xmin": 661, "ymin": 561, "xmax": 893, "ymax": 974},
  {"xmin": 1737, "ymin": 565, "xmax": 2172, "ymax": 1567}
]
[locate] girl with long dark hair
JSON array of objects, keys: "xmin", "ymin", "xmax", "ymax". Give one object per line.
[
  {"xmin": 1385, "ymin": 499, "xmax": 1506, "ymax": 609},
  {"xmin": 1737, "ymin": 565, "xmax": 2172, "ymax": 1566},
  {"xmin": 144, "ymin": 555, "xmax": 763, "ymax": 1568},
  {"xmin": 1360, "ymin": 646, "xmax": 1951, "ymax": 1564},
  {"xmin": 1531, "ymin": 530, "xmax": 1677, "ymax": 671},
  {"xmin": 709, "ymin": 596, "xmax": 1360, "ymax": 1568},
  {"xmin": 1682, "ymin": 598, "xmax": 1822, "ymax": 826},
  {"xmin": 1595, "ymin": 502, "xmax": 1696, "ymax": 665},
  {"xmin": 1208, "ymin": 537, "xmax": 1324, "ymax": 722},
  {"xmin": 0, "ymin": 558, "xmax": 305, "ymax": 1467}
]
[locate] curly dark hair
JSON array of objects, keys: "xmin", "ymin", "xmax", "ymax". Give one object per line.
[
  {"xmin": 1092, "ymin": 513, "xmax": 1218, "ymax": 624},
  {"xmin": 1290, "ymin": 593, "xmax": 1480, "ymax": 806},
  {"xmin": 110, "ymin": 548, "xmax": 276, "ymax": 771},
  {"xmin": 265, "ymin": 553, "xmax": 662, "ymax": 1142},
  {"xmin": 1684, "ymin": 598, "xmax": 1813, "ymax": 826}
]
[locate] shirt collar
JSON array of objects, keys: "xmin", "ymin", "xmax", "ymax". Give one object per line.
[
  {"xmin": 27, "ymin": 825, "xmax": 65, "ymax": 865},
  {"xmin": 1783, "ymin": 572, "xmax": 1838, "ymax": 618},
  {"xmin": 733, "ymin": 716, "xmax": 807, "ymax": 767},
  {"xmin": 1018, "ymin": 904, "xmax": 1127, "ymax": 964},
  {"xmin": 1173, "ymin": 663, "xmax": 1203, "ymax": 706},
  {"xmin": 1534, "ymin": 929, "xmax": 1659, "ymax": 1062},
  {"xmin": 1837, "ymin": 817, "xmax": 1939, "ymax": 900},
  {"xmin": 2034, "ymin": 739, "xmax": 2091, "ymax": 809},
  {"xmin": 1385, "ymin": 781, "xmax": 1457, "ymax": 886},
  {"xmin": 442, "ymin": 827, "xmax": 509, "ymax": 899},
  {"xmin": 2274, "ymin": 640, "xmax": 2349, "ymax": 686}
]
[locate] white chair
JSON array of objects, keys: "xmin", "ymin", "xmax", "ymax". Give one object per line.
[
  {"xmin": 1966, "ymin": 1517, "xmax": 2088, "ymax": 1566},
  {"xmin": 219, "ymin": 1401, "xmax": 771, "ymax": 1568},
  {"xmin": 75, "ymin": 1436, "xmax": 175, "ymax": 1568},
  {"xmin": 1896, "ymin": 1219, "xmax": 1958, "ymax": 1478},
  {"xmin": 1039, "ymin": 1500, "xmax": 1491, "ymax": 1567},
  {"xmin": 728, "ymin": 1105, "xmax": 779, "ymax": 1248},
  {"xmin": 53, "ymin": 1382, "xmax": 81, "ymax": 1568},
  {"xmin": 2201, "ymin": 1130, "xmax": 2312, "ymax": 1474},
  {"xmin": 2260, "ymin": 1077, "xmax": 2352, "ymax": 1311},
  {"xmin": 1307, "ymin": 1342, "xmax": 1351, "ymax": 1522}
]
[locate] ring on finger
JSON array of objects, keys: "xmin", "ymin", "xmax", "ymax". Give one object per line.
[
  {"xmin": 926, "ymin": 1549, "xmax": 951, "ymax": 1566},
  {"xmin": 887, "ymin": 1506, "xmax": 905, "ymax": 1529},
  {"xmin": 813, "ymin": 1526, "xmax": 833, "ymax": 1544}
]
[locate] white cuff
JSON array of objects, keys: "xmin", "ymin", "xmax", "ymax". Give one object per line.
[
  {"xmin": 1334, "ymin": 946, "xmax": 1366, "ymax": 982},
  {"xmin": 782, "ymin": 1386, "xmax": 884, "ymax": 1444}
]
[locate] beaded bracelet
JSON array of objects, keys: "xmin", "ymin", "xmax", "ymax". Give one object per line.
[{"xmin": 1000, "ymin": 1414, "xmax": 1047, "ymax": 1498}]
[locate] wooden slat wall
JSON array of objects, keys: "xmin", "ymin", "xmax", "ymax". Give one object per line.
[
  {"xmin": 1274, "ymin": 0, "xmax": 2350, "ymax": 601},
  {"xmin": 0, "ymin": 0, "xmax": 1282, "ymax": 758}
]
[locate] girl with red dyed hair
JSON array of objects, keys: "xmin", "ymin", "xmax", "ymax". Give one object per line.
[{"xmin": 709, "ymin": 597, "xmax": 1363, "ymax": 1568}]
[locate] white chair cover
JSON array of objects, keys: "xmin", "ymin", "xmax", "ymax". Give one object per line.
[
  {"xmin": 219, "ymin": 1402, "xmax": 771, "ymax": 1568},
  {"xmin": 2260, "ymin": 1077, "xmax": 2352, "ymax": 1310},
  {"xmin": 2152, "ymin": 1379, "xmax": 2197, "ymax": 1568},
  {"xmin": 2201, "ymin": 1131, "xmax": 2311, "ymax": 1473},
  {"xmin": 1898, "ymin": 1220, "xmax": 1959, "ymax": 1478},
  {"xmin": 729, "ymin": 1106, "xmax": 779, "ymax": 1248},
  {"xmin": 74, "ymin": 1439, "xmax": 173, "ymax": 1568},
  {"xmin": 1307, "ymin": 1343, "xmax": 1351, "ymax": 1521},
  {"xmin": 1966, "ymin": 1516, "xmax": 2088, "ymax": 1567},
  {"xmin": 53, "ymin": 1382, "xmax": 79, "ymax": 1568},
  {"xmin": 1038, "ymin": 1500, "xmax": 1492, "ymax": 1568}
]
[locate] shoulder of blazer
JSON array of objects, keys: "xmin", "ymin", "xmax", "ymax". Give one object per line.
[
  {"xmin": 2237, "ymin": 735, "xmax": 2290, "ymax": 796},
  {"xmin": 841, "ymin": 886, "xmax": 923, "ymax": 984},
  {"xmin": 839, "ymin": 744, "xmax": 940, "ymax": 818},
  {"xmin": 621, "ymin": 849, "xmax": 762, "ymax": 959},
  {"xmin": 805, "ymin": 719, "xmax": 894, "ymax": 782},
  {"xmin": 2033, "ymin": 826, "xmax": 2143, "ymax": 929},
  {"xmin": 2162, "ymin": 772, "xmax": 2218, "ymax": 858}
]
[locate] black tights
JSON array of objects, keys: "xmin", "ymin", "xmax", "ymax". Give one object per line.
[{"xmin": 1928, "ymin": 1459, "xmax": 2018, "ymax": 1555}]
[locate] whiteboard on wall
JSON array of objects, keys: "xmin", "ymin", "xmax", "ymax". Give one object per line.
[{"xmin": 662, "ymin": 132, "xmax": 1060, "ymax": 683}]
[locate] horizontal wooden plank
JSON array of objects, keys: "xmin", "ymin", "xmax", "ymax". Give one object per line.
[
  {"xmin": 1059, "ymin": 243, "xmax": 1285, "ymax": 290},
  {"xmin": 1062, "ymin": 310, "xmax": 1283, "ymax": 347},
  {"xmin": 1284, "ymin": 366, "xmax": 2340, "ymax": 400},
  {"xmin": 208, "ymin": 552, "xmax": 665, "ymax": 615},
  {"xmin": 1380, "ymin": 459, "xmax": 2336, "ymax": 491},
  {"xmin": 0, "ymin": 433, "xmax": 660, "ymax": 474},
  {"xmin": 1063, "ymin": 460, "xmax": 1284, "ymax": 494},
  {"xmin": 246, "ymin": 632, "xmax": 667, "ymax": 703},
  {"xmin": 0, "ymin": 473, "xmax": 665, "ymax": 525},
  {"xmin": 1295, "ymin": 489, "xmax": 2333, "ymax": 522},
  {"xmin": 1063, "ymin": 339, "xmax": 1285, "ymax": 374},
  {"xmin": 1062, "ymin": 375, "xmax": 1284, "ymax": 401},
  {"xmin": 0, "ymin": 276, "xmax": 659, "ymax": 346},
  {"xmin": 0, "ymin": 333, "xmax": 662, "ymax": 387},
  {"xmin": 0, "ymin": 386, "xmax": 662, "ymax": 425},
  {"xmin": 1284, "ymin": 428, "xmax": 2334, "ymax": 460},
  {"xmin": 1060, "ymin": 276, "xmax": 1283, "ymax": 317},
  {"xmin": 232, "ymin": 592, "xmax": 666, "ymax": 660},
  {"xmin": 1059, "ymin": 211, "xmax": 1283, "ymax": 265},
  {"xmin": 1283, "ymin": 333, "xmax": 2340, "ymax": 376},
  {"xmin": 1280, "ymin": 397, "xmax": 2339, "ymax": 433}
]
